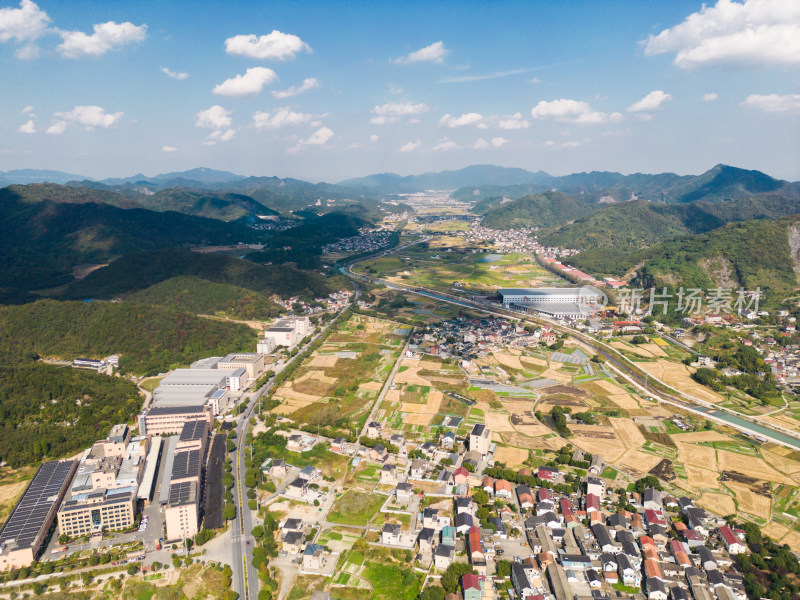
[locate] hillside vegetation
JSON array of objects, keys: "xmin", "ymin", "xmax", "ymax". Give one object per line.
[
  {"xmin": 570, "ymin": 216, "xmax": 800, "ymax": 308},
  {"xmin": 480, "ymin": 192, "xmax": 595, "ymax": 229},
  {"xmin": 62, "ymin": 249, "xmax": 336, "ymax": 300},
  {"xmin": 128, "ymin": 276, "xmax": 282, "ymax": 320},
  {"xmin": 0, "ymin": 363, "xmax": 141, "ymax": 467},
  {"xmin": 0, "ymin": 299, "xmax": 257, "ymax": 375},
  {"xmin": 0, "ymin": 188, "xmax": 259, "ymax": 297}
]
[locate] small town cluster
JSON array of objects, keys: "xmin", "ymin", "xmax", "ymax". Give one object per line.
[{"xmin": 262, "ymin": 420, "xmax": 754, "ymax": 600}]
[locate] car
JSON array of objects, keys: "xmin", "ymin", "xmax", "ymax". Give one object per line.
[{"xmin": 497, "ymin": 549, "xmax": 505, "ymax": 555}]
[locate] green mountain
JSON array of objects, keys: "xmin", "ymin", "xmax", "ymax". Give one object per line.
[
  {"xmin": 540, "ymin": 192, "xmax": 800, "ymax": 252},
  {"xmin": 62, "ymin": 249, "xmax": 336, "ymax": 301},
  {"xmin": 539, "ymin": 199, "xmax": 689, "ymax": 250},
  {"xmin": 480, "ymin": 192, "xmax": 595, "ymax": 229},
  {"xmin": 635, "ymin": 217, "xmax": 800, "ymax": 306},
  {"xmin": 0, "ymin": 187, "xmax": 260, "ymax": 297},
  {"xmin": 127, "ymin": 276, "xmax": 282, "ymax": 320},
  {"xmin": 0, "ymin": 299, "xmax": 257, "ymax": 375}
]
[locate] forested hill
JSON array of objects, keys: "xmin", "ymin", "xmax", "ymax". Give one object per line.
[
  {"xmin": 62, "ymin": 249, "xmax": 337, "ymax": 301},
  {"xmin": 536, "ymin": 192, "xmax": 800, "ymax": 252},
  {"xmin": 480, "ymin": 192, "xmax": 594, "ymax": 229},
  {"xmin": 569, "ymin": 216, "xmax": 800, "ymax": 308},
  {"xmin": 0, "ymin": 299, "xmax": 258, "ymax": 375},
  {"xmin": 0, "ymin": 187, "xmax": 260, "ymax": 298}
]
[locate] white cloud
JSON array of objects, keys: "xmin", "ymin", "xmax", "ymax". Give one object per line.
[
  {"xmin": 528, "ymin": 77, "xmax": 540, "ymax": 84},
  {"xmin": 305, "ymin": 126, "xmax": 333, "ymax": 145},
  {"xmin": 497, "ymin": 112, "xmax": 530, "ymax": 129},
  {"xmin": 47, "ymin": 105, "xmax": 123, "ymax": 134},
  {"xmin": 393, "ymin": 40, "xmax": 449, "ymax": 64},
  {"xmin": 439, "ymin": 112, "xmax": 483, "ymax": 128},
  {"xmin": 643, "ymin": 0, "xmax": 800, "ymax": 68},
  {"xmin": 162, "ymin": 145, "xmax": 177, "ymax": 152},
  {"xmin": 272, "ymin": 77, "xmax": 319, "ymax": 99},
  {"xmin": 18, "ymin": 119, "xmax": 35, "ymax": 133},
  {"xmin": 703, "ymin": 92, "xmax": 720, "ymax": 101},
  {"xmin": 161, "ymin": 66, "xmax": 189, "ymax": 80},
  {"xmin": 628, "ymin": 90, "xmax": 672, "ymax": 112},
  {"xmin": 46, "ymin": 121, "xmax": 67, "ymax": 135},
  {"xmin": 0, "ymin": 0, "xmax": 49, "ymax": 44},
  {"xmin": 531, "ymin": 99, "xmax": 622, "ymax": 124},
  {"xmin": 742, "ymin": 93, "xmax": 800, "ymax": 112},
  {"xmin": 21, "ymin": 104, "xmax": 34, "ymax": 115},
  {"xmin": 213, "ymin": 67, "xmax": 277, "ymax": 97},
  {"xmin": 224, "ymin": 30, "xmax": 311, "ymax": 60},
  {"xmin": 440, "ymin": 67, "xmax": 535, "ymax": 83},
  {"xmin": 543, "ymin": 139, "xmax": 582, "ymax": 149},
  {"xmin": 399, "ymin": 140, "xmax": 421, "ymax": 152},
  {"xmin": 195, "ymin": 105, "xmax": 232, "ymax": 129},
  {"xmin": 57, "ymin": 21, "xmax": 146, "ymax": 58},
  {"xmin": 370, "ymin": 134, "xmax": 379, "ymax": 143},
  {"xmin": 203, "ymin": 129, "xmax": 236, "ymax": 146},
  {"xmin": 14, "ymin": 41, "xmax": 37, "ymax": 59},
  {"xmin": 473, "ymin": 138, "xmax": 489, "ymax": 149},
  {"xmin": 491, "ymin": 137, "xmax": 508, "ymax": 147},
  {"xmin": 253, "ymin": 108, "xmax": 314, "ymax": 130},
  {"xmin": 370, "ymin": 101, "xmax": 429, "ymax": 124},
  {"xmin": 433, "ymin": 137, "xmax": 457, "ymax": 151}
]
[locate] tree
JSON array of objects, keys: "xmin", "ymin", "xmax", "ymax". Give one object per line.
[
  {"xmin": 223, "ymin": 502, "xmax": 236, "ymax": 521},
  {"xmin": 496, "ymin": 560, "xmax": 512, "ymax": 577},
  {"xmin": 441, "ymin": 563, "xmax": 476, "ymax": 594},
  {"xmin": 419, "ymin": 586, "xmax": 446, "ymax": 600},
  {"xmin": 127, "ymin": 563, "xmax": 139, "ymax": 576},
  {"xmin": 472, "ymin": 489, "xmax": 489, "ymax": 505},
  {"xmin": 58, "ymin": 533, "xmax": 69, "ymax": 544}
]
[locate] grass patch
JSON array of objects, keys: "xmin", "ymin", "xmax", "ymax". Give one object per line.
[{"xmin": 329, "ymin": 490, "xmax": 385, "ymax": 526}]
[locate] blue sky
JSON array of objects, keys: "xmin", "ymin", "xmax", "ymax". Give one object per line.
[{"xmin": 1, "ymin": 0, "xmax": 798, "ymax": 181}]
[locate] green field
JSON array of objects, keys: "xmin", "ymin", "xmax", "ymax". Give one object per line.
[{"xmin": 328, "ymin": 490, "xmax": 386, "ymax": 525}]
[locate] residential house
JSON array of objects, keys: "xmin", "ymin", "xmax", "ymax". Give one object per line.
[
  {"xmin": 394, "ymin": 482, "xmax": 413, "ymax": 505},
  {"xmin": 302, "ymin": 544, "xmax": 328, "ymax": 571},
  {"xmin": 380, "ymin": 464, "xmax": 398, "ymax": 485},
  {"xmin": 434, "ymin": 544, "xmax": 455, "ymax": 569},
  {"xmin": 366, "ymin": 422, "xmax": 382, "ymax": 439}
]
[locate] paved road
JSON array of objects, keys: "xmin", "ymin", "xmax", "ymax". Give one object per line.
[{"xmin": 232, "ymin": 291, "xmax": 360, "ymax": 600}]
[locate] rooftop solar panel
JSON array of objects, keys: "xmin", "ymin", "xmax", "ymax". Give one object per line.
[{"xmin": 0, "ymin": 461, "xmax": 75, "ymax": 551}]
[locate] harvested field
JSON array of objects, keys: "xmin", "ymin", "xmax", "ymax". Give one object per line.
[
  {"xmin": 538, "ymin": 367, "xmax": 572, "ymax": 383},
  {"xmin": 697, "ymin": 492, "xmax": 736, "ymax": 516},
  {"xmin": 610, "ymin": 418, "xmax": 647, "ymax": 448},
  {"xmin": 717, "ymin": 450, "xmax": 794, "ymax": 484},
  {"xmin": 783, "ymin": 531, "xmax": 800, "ymax": 553},
  {"xmin": 419, "ymin": 359, "xmax": 446, "ymax": 370},
  {"xmin": 385, "ymin": 390, "xmax": 401, "ymax": 403},
  {"xmin": 494, "ymin": 352, "xmax": 524, "ymax": 371},
  {"xmin": 606, "ymin": 393, "xmax": 643, "ymax": 412},
  {"xmin": 638, "ymin": 343, "xmax": 667, "ymax": 357},
  {"xmin": 521, "ymin": 356, "xmax": 547, "ymax": 367},
  {"xmin": 572, "ymin": 424, "xmax": 617, "ymax": 439},
  {"xmin": 494, "ymin": 446, "xmax": 529, "ymax": 466},
  {"xmin": 484, "ymin": 411, "xmax": 515, "ymax": 432},
  {"xmin": 685, "ymin": 465, "xmax": 720, "ymax": 488},
  {"xmin": 726, "ymin": 481, "xmax": 772, "ymax": 519},
  {"xmin": 394, "ymin": 365, "xmax": 431, "ymax": 386},
  {"xmin": 610, "ymin": 341, "xmax": 653, "ymax": 357},
  {"xmin": 309, "ymin": 355, "xmax": 338, "ymax": 368},
  {"xmin": 671, "ymin": 431, "xmax": 732, "ymax": 442},
  {"xmin": 502, "ymin": 431, "xmax": 564, "ymax": 451},
  {"xmin": 616, "ymin": 449, "xmax": 664, "ymax": 475},
  {"xmin": 272, "ymin": 396, "xmax": 316, "ymax": 415},
  {"xmin": 405, "ymin": 413, "xmax": 433, "ymax": 426},
  {"xmin": 359, "ymin": 381, "xmax": 382, "ymax": 392},
  {"xmin": 401, "ymin": 391, "xmax": 442, "ymax": 415},
  {"xmin": 590, "ymin": 379, "xmax": 628, "ymax": 395},
  {"xmin": 762, "ymin": 449, "xmax": 800, "ymax": 475},
  {"xmin": 676, "ymin": 442, "xmax": 718, "ymax": 470},
  {"xmin": 762, "ymin": 521, "xmax": 792, "ymax": 542},
  {"xmin": 276, "ymin": 387, "xmax": 321, "ymax": 404},
  {"xmin": 537, "ymin": 398, "xmax": 589, "ymax": 412},
  {"xmin": 638, "ymin": 360, "xmax": 725, "ymax": 404}
]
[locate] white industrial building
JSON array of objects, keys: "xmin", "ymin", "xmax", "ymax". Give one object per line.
[
  {"xmin": 497, "ymin": 287, "xmax": 604, "ymax": 319},
  {"xmin": 262, "ymin": 316, "xmax": 312, "ymax": 348}
]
